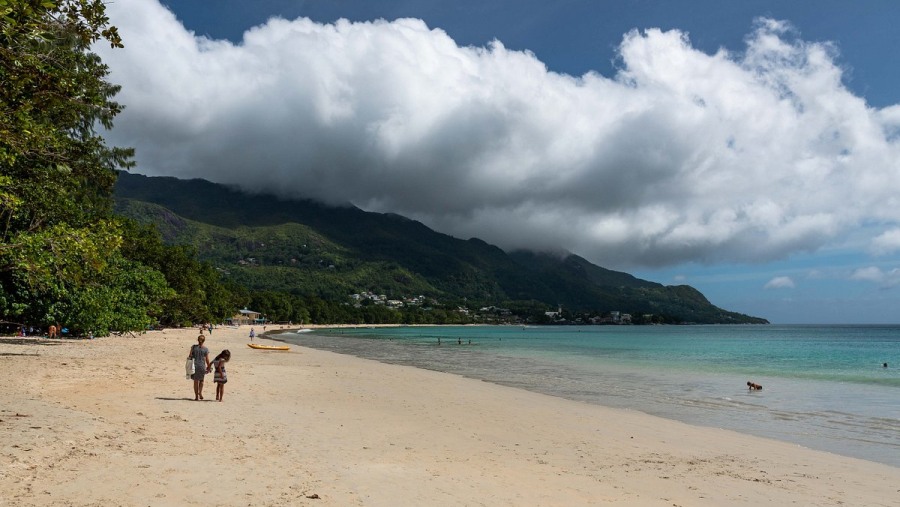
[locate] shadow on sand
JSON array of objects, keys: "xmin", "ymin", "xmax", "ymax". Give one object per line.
[
  {"xmin": 0, "ymin": 337, "xmax": 68, "ymax": 347},
  {"xmin": 155, "ymin": 397, "xmax": 215, "ymax": 402}
]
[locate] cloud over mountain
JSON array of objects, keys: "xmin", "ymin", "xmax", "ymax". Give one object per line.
[{"xmin": 98, "ymin": 1, "xmax": 900, "ymax": 269}]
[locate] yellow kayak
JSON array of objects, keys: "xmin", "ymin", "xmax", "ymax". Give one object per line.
[{"xmin": 247, "ymin": 343, "xmax": 290, "ymax": 351}]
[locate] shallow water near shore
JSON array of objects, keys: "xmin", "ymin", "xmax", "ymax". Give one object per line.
[{"xmin": 278, "ymin": 324, "xmax": 900, "ymax": 467}]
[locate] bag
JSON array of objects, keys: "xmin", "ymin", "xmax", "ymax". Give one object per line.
[{"xmin": 185, "ymin": 358, "xmax": 195, "ymax": 379}]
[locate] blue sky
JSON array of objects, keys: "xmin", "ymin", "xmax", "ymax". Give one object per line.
[{"xmin": 98, "ymin": 1, "xmax": 900, "ymax": 323}]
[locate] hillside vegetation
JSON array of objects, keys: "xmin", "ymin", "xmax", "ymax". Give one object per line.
[{"xmin": 115, "ymin": 172, "xmax": 768, "ymax": 325}]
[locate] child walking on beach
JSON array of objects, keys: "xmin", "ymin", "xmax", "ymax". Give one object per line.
[{"xmin": 211, "ymin": 350, "xmax": 231, "ymax": 402}]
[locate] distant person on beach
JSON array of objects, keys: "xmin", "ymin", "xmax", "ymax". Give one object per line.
[
  {"xmin": 188, "ymin": 335, "xmax": 211, "ymax": 401},
  {"xmin": 249, "ymin": 328, "xmax": 256, "ymax": 341},
  {"xmin": 747, "ymin": 381, "xmax": 763, "ymax": 391},
  {"xmin": 48, "ymin": 324, "xmax": 57, "ymax": 339},
  {"xmin": 211, "ymin": 350, "xmax": 231, "ymax": 402}
]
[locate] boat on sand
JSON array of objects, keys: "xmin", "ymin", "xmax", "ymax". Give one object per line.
[{"xmin": 247, "ymin": 343, "xmax": 290, "ymax": 351}]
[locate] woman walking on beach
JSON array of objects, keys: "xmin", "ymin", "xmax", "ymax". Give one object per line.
[
  {"xmin": 211, "ymin": 350, "xmax": 231, "ymax": 402},
  {"xmin": 187, "ymin": 335, "xmax": 211, "ymax": 400}
]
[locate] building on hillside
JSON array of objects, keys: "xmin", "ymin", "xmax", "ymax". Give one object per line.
[{"xmin": 544, "ymin": 304, "xmax": 563, "ymax": 319}]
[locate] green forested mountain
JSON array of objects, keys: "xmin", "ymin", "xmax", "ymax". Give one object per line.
[{"xmin": 114, "ymin": 172, "xmax": 768, "ymax": 324}]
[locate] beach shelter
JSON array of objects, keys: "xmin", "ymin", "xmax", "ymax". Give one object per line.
[{"xmin": 229, "ymin": 308, "xmax": 261, "ymax": 325}]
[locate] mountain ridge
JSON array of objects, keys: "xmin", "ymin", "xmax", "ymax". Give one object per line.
[{"xmin": 113, "ymin": 172, "xmax": 768, "ymax": 324}]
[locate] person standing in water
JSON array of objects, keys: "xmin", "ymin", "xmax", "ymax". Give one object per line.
[{"xmin": 187, "ymin": 335, "xmax": 211, "ymax": 400}]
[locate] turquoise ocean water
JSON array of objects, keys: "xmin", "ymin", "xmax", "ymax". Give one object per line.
[{"xmin": 278, "ymin": 325, "xmax": 900, "ymax": 467}]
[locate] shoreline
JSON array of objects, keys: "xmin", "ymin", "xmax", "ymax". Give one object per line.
[
  {"xmin": 2, "ymin": 326, "xmax": 898, "ymax": 506},
  {"xmin": 279, "ymin": 325, "xmax": 900, "ymax": 468}
]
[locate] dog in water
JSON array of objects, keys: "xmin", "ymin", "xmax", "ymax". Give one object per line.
[{"xmin": 746, "ymin": 381, "xmax": 763, "ymax": 391}]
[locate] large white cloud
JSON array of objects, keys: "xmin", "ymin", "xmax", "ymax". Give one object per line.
[{"xmin": 96, "ymin": 1, "xmax": 900, "ymax": 269}]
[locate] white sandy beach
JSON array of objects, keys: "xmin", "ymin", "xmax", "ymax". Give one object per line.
[{"xmin": 1, "ymin": 325, "xmax": 898, "ymax": 506}]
